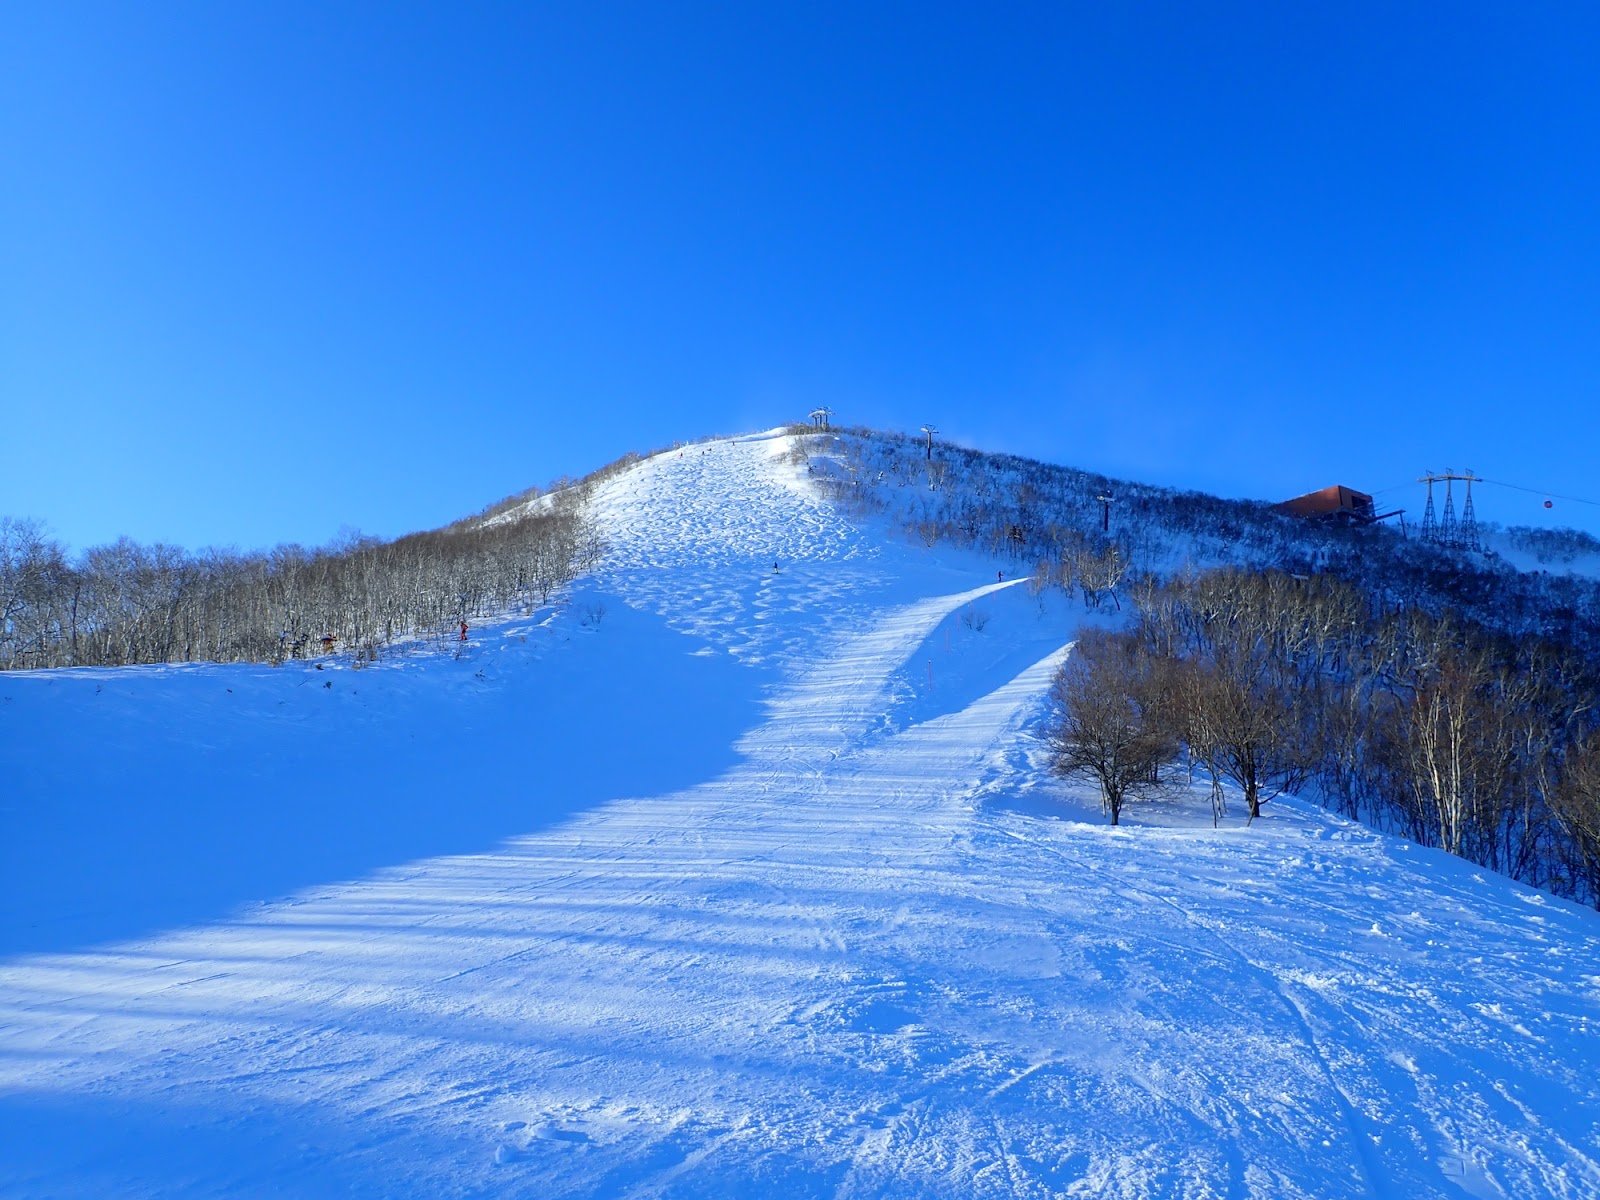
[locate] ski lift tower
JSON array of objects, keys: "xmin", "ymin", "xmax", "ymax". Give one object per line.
[
  {"xmin": 1417, "ymin": 469, "xmax": 1481, "ymax": 552},
  {"xmin": 809, "ymin": 407, "xmax": 833, "ymax": 432},
  {"xmin": 920, "ymin": 424, "xmax": 937, "ymax": 460}
]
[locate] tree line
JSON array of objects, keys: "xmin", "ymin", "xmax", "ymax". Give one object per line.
[
  {"xmin": 0, "ymin": 433, "xmax": 756, "ymax": 672},
  {"xmin": 0, "ymin": 490, "xmax": 602, "ymax": 671},
  {"xmin": 1048, "ymin": 568, "xmax": 1600, "ymax": 908},
  {"xmin": 805, "ymin": 427, "xmax": 1600, "ymax": 907},
  {"xmin": 803, "ymin": 427, "xmax": 1600, "ymax": 666}
]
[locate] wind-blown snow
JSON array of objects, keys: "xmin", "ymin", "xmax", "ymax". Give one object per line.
[{"xmin": 3, "ymin": 431, "xmax": 1598, "ymax": 1198}]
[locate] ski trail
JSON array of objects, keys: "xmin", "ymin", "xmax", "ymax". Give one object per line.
[{"xmin": 3, "ymin": 431, "xmax": 1599, "ymax": 1199}]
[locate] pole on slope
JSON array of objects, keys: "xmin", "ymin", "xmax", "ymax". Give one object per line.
[{"xmin": 1096, "ymin": 494, "xmax": 1115, "ymax": 533}]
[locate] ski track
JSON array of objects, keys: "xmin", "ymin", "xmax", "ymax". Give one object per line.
[{"xmin": 3, "ymin": 432, "xmax": 1600, "ymax": 1198}]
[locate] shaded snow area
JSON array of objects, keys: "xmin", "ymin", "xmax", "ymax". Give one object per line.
[{"xmin": 4, "ymin": 431, "xmax": 1600, "ymax": 1199}]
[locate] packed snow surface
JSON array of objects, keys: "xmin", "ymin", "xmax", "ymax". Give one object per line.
[{"xmin": 3, "ymin": 431, "xmax": 1599, "ymax": 1198}]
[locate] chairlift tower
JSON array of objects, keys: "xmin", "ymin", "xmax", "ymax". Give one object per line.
[
  {"xmin": 1095, "ymin": 493, "xmax": 1115, "ymax": 534},
  {"xmin": 920, "ymin": 424, "xmax": 937, "ymax": 461},
  {"xmin": 1441, "ymin": 471, "xmax": 1459, "ymax": 547},
  {"xmin": 1417, "ymin": 469, "xmax": 1481, "ymax": 552},
  {"xmin": 808, "ymin": 407, "xmax": 833, "ymax": 432},
  {"xmin": 1459, "ymin": 471, "xmax": 1480, "ymax": 551}
]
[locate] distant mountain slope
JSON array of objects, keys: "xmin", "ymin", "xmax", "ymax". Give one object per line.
[
  {"xmin": 3, "ymin": 430, "xmax": 1598, "ymax": 1199},
  {"xmin": 807, "ymin": 425, "xmax": 1600, "ymax": 655}
]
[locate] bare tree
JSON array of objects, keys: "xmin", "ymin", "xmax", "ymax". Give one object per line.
[
  {"xmin": 1192, "ymin": 654, "xmax": 1322, "ymax": 822},
  {"xmin": 1553, "ymin": 729, "xmax": 1600, "ymax": 907},
  {"xmin": 1048, "ymin": 629, "xmax": 1177, "ymax": 825},
  {"xmin": 1142, "ymin": 569, "xmax": 1326, "ymax": 821},
  {"xmin": 0, "ymin": 518, "xmax": 69, "ymax": 667},
  {"xmin": 1072, "ymin": 542, "xmax": 1131, "ymax": 610}
]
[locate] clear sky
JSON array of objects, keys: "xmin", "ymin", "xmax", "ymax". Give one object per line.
[{"xmin": 4, "ymin": 3, "xmax": 1600, "ymax": 552}]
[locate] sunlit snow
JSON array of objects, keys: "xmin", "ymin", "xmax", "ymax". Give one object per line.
[{"xmin": 3, "ymin": 431, "xmax": 1598, "ymax": 1198}]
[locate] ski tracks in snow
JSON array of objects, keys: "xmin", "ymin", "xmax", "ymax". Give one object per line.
[{"xmin": 3, "ymin": 432, "xmax": 1600, "ymax": 1198}]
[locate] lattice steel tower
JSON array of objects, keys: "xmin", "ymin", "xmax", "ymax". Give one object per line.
[
  {"xmin": 1417, "ymin": 469, "xmax": 1481, "ymax": 551},
  {"xmin": 1459, "ymin": 471, "xmax": 1480, "ymax": 551}
]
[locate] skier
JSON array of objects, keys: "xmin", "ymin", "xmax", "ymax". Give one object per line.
[
  {"xmin": 997, "ymin": 570, "xmax": 1004, "ymax": 583},
  {"xmin": 459, "ymin": 620, "xmax": 468, "ymax": 642}
]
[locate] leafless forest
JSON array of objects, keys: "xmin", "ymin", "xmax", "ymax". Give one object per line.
[
  {"xmin": 1051, "ymin": 572, "xmax": 1600, "ymax": 908},
  {"xmin": 0, "ymin": 471, "xmax": 612, "ymax": 671},
  {"xmin": 803, "ymin": 428, "xmax": 1600, "ymax": 907}
]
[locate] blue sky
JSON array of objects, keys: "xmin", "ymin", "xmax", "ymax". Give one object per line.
[{"xmin": 4, "ymin": 3, "xmax": 1599, "ymax": 551}]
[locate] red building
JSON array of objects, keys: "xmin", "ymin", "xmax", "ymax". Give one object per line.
[{"xmin": 1278, "ymin": 485, "xmax": 1379, "ymax": 524}]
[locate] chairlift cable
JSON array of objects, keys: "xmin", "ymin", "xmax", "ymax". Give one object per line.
[{"xmin": 1477, "ymin": 478, "xmax": 1600, "ymax": 509}]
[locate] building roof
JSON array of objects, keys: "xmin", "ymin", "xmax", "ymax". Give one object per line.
[{"xmin": 1278, "ymin": 485, "xmax": 1377, "ymax": 521}]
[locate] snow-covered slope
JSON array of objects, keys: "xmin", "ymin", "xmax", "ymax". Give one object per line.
[{"xmin": 3, "ymin": 431, "xmax": 1598, "ymax": 1199}]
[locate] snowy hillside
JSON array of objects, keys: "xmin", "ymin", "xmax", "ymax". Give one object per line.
[{"xmin": 3, "ymin": 431, "xmax": 1599, "ymax": 1199}]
